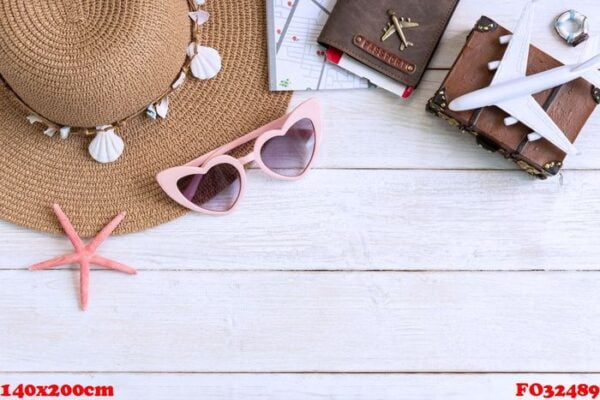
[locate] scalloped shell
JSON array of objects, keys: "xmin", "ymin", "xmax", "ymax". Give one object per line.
[
  {"xmin": 44, "ymin": 127, "xmax": 57, "ymax": 137},
  {"xmin": 146, "ymin": 104, "xmax": 157, "ymax": 120},
  {"xmin": 59, "ymin": 127, "xmax": 71, "ymax": 140},
  {"xmin": 155, "ymin": 97, "xmax": 169, "ymax": 119},
  {"xmin": 189, "ymin": 10, "xmax": 209, "ymax": 26},
  {"xmin": 88, "ymin": 129, "xmax": 125, "ymax": 164},
  {"xmin": 187, "ymin": 43, "xmax": 222, "ymax": 80},
  {"xmin": 27, "ymin": 115, "xmax": 44, "ymax": 125}
]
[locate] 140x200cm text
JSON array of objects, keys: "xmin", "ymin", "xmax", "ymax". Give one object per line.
[{"xmin": 1, "ymin": 384, "xmax": 114, "ymax": 398}]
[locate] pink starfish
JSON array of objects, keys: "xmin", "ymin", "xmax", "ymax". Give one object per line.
[{"xmin": 30, "ymin": 204, "xmax": 137, "ymax": 310}]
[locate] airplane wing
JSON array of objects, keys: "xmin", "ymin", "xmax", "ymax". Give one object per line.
[
  {"xmin": 496, "ymin": 96, "xmax": 578, "ymax": 155},
  {"xmin": 491, "ymin": 0, "xmax": 536, "ymax": 86},
  {"xmin": 578, "ymin": 36, "xmax": 600, "ymax": 87},
  {"xmin": 400, "ymin": 22, "xmax": 419, "ymax": 28},
  {"xmin": 381, "ymin": 26, "xmax": 396, "ymax": 41}
]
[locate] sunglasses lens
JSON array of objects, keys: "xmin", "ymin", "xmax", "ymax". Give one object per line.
[
  {"xmin": 177, "ymin": 163, "xmax": 241, "ymax": 212},
  {"xmin": 261, "ymin": 118, "xmax": 316, "ymax": 178}
]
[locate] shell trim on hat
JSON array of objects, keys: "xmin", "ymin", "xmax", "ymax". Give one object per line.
[
  {"xmin": 0, "ymin": 0, "xmax": 292, "ymax": 237},
  {"xmin": 0, "ymin": 0, "xmax": 222, "ymax": 164}
]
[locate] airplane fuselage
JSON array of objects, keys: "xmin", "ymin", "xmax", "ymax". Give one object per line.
[{"xmin": 449, "ymin": 64, "xmax": 583, "ymax": 112}]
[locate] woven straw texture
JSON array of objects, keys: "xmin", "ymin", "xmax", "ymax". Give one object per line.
[{"xmin": 0, "ymin": 0, "xmax": 291, "ymax": 237}]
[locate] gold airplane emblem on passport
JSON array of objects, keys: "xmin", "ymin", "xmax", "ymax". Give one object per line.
[{"xmin": 382, "ymin": 9, "xmax": 419, "ymax": 51}]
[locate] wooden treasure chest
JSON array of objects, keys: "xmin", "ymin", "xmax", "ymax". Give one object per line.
[{"xmin": 427, "ymin": 16, "xmax": 600, "ymax": 179}]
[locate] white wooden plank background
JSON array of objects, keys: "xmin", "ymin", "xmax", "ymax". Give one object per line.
[
  {"xmin": 2, "ymin": 0, "xmax": 600, "ymax": 398},
  {"xmin": 4, "ymin": 270, "xmax": 600, "ymax": 372},
  {"xmin": 7, "ymin": 169, "xmax": 600, "ymax": 271}
]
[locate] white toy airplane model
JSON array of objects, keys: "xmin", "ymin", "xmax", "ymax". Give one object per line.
[{"xmin": 449, "ymin": 0, "xmax": 600, "ymax": 155}]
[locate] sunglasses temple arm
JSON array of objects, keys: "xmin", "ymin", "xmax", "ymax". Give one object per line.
[{"xmin": 184, "ymin": 115, "xmax": 288, "ymax": 167}]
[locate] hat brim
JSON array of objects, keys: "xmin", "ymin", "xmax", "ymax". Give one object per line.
[{"xmin": 0, "ymin": 0, "xmax": 291, "ymax": 237}]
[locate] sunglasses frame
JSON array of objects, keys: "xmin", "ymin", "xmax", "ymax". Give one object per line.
[{"xmin": 156, "ymin": 98, "xmax": 322, "ymax": 215}]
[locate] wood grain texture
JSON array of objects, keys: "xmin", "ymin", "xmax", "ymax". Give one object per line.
[
  {"xmin": 3, "ymin": 270, "xmax": 600, "ymax": 372},
  {"xmin": 0, "ymin": 374, "xmax": 598, "ymax": 399},
  {"xmin": 4, "ymin": 170, "xmax": 600, "ymax": 271}
]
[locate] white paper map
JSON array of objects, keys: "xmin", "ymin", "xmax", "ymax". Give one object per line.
[{"xmin": 266, "ymin": 0, "xmax": 369, "ymax": 91}]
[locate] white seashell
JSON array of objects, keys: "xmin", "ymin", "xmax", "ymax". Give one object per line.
[
  {"xmin": 172, "ymin": 72, "xmax": 186, "ymax": 89},
  {"xmin": 187, "ymin": 43, "xmax": 222, "ymax": 80},
  {"xmin": 88, "ymin": 128, "xmax": 125, "ymax": 164},
  {"xmin": 27, "ymin": 115, "xmax": 44, "ymax": 125},
  {"xmin": 155, "ymin": 97, "xmax": 169, "ymax": 119},
  {"xmin": 146, "ymin": 104, "xmax": 157, "ymax": 120},
  {"xmin": 44, "ymin": 127, "xmax": 57, "ymax": 137},
  {"xmin": 189, "ymin": 10, "xmax": 209, "ymax": 25},
  {"xmin": 59, "ymin": 127, "xmax": 71, "ymax": 140}
]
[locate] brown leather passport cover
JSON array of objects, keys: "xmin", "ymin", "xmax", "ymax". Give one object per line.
[
  {"xmin": 427, "ymin": 17, "xmax": 600, "ymax": 179},
  {"xmin": 318, "ymin": 0, "xmax": 459, "ymax": 88}
]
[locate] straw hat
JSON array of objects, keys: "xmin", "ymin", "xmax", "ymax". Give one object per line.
[{"xmin": 0, "ymin": 0, "xmax": 290, "ymax": 236}]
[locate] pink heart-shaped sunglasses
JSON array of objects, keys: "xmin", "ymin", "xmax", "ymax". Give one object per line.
[{"xmin": 156, "ymin": 98, "xmax": 322, "ymax": 214}]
